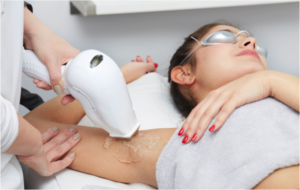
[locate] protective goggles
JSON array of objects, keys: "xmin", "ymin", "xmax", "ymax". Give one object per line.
[{"xmin": 179, "ymin": 30, "xmax": 268, "ymax": 65}]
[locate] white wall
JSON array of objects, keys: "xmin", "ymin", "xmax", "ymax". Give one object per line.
[{"xmin": 19, "ymin": 1, "xmax": 299, "ymax": 116}]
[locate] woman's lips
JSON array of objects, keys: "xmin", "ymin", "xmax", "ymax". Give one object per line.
[{"xmin": 236, "ymin": 50, "xmax": 260, "ymax": 60}]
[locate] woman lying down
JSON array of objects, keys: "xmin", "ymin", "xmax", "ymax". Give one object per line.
[{"xmin": 22, "ymin": 21, "xmax": 299, "ymax": 189}]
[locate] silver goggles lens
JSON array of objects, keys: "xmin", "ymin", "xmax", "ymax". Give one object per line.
[
  {"xmin": 179, "ymin": 30, "xmax": 268, "ymax": 66},
  {"xmin": 203, "ymin": 30, "xmax": 268, "ymax": 59}
]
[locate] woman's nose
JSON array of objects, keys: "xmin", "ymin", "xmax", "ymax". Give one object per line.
[{"xmin": 240, "ymin": 37, "xmax": 257, "ymax": 50}]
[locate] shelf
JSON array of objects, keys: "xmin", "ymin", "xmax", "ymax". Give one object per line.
[{"xmin": 70, "ymin": 0, "xmax": 298, "ymax": 17}]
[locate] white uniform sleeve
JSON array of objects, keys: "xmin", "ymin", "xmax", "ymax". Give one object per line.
[{"xmin": 1, "ymin": 95, "xmax": 19, "ymax": 152}]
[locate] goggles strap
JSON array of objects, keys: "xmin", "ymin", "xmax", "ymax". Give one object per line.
[{"xmin": 179, "ymin": 36, "xmax": 202, "ymax": 66}]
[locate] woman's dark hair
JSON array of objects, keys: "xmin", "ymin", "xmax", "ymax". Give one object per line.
[{"xmin": 168, "ymin": 21, "xmax": 238, "ymax": 118}]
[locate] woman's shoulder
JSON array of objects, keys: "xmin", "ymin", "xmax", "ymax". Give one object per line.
[{"xmin": 232, "ymin": 97, "xmax": 298, "ymax": 120}]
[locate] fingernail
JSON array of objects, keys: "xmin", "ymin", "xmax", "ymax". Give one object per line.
[
  {"xmin": 73, "ymin": 133, "xmax": 80, "ymax": 140},
  {"xmin": 52, "ymin": 126, "xmax": 59, "ymax": 131},
  {"xmin": 69, "ymin": 125, "xmax": 76, "ymax": 131},
  {"xmin": 131, "ymin": 60, "xmax": 135, "ymax": 62},
  {"xmin": 154, "ymin": 63, "xmax": 158, "ymax": 68},
  {"xmin": 192, "ymin": 134, "xmax": 197, "ymax": 141},
  {"xmin": 70, "ymin": 152, "xmax": 75, "ymax": 158},
  {"xmin": 182, "ymin": 135, "xmax": 189, "ymax": 143},
  {"xmin": 54, "ymin": 85, "xmax": 62, "ymax": 95},
  {"xmin": 209, "ymin": 125, "xmax": 215, "ymax": 132},
  {"xmin": 178, "ymin": 128, "xmax": 184, "ymax": 136}
]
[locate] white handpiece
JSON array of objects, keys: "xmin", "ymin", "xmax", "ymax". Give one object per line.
[{"xmin": 23, "ymin": 49, "xmax": 140, "ymax": 138}]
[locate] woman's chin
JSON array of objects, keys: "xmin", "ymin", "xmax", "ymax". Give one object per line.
[{"xmin": 241, "ymin": 60, "xmax": 265, "ymax": 73}]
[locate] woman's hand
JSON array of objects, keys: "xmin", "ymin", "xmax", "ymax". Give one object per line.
[
  {"xmin": 179, "ymin": 70, "xmax": 272, "ymax": 144},
  {"xmin": 120, "ymin": 55, "xmax": 158, "ymax": 84},
  {"xmin": 17, "ymin": 126, "xmax": 81, "ymax": 176}
]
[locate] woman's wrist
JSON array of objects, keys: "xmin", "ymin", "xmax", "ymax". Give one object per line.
[
  {"xmin": 263, "ymin": 70, "xmax": 276, "ymax": 97},
  {"xmin": 267, "ymin": 70, "xmax": 287, "ymax": 98},
  {"xmin": 266, "ymin": 70, "xmax": 299, "ymax": 111}
]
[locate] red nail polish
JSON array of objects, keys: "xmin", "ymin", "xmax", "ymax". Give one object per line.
[
  {"xmin": 154, "ymin": 63, "xmax": 158, "ymax": 68},
  {"xmin": 209, "ymin": 125, "xmax": 215, "ymax": 132},
  {"xmin": 178, "ymin": 128, "xmax": 184, "ymax": 136},
  {"xmin": 192, "ymin": 134, "xmax": 197, "ymax": 141},
  {"xmin": 182, "ymin": 135, "xmax": 189, "ymax": 143},
  {"xmin": 131, "ymin": 60, "xmax": 135, "ymax": 62}
]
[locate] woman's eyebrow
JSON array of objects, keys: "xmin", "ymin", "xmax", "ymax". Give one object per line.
[
  {"xmin": 222, "ymin": 29, "xmax": 237, "ymax": 34},
  {"xmin": 223, "ymin": 29, "xmax": 251, "ymax": 37}
]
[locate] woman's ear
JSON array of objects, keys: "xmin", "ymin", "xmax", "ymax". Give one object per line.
[{"xmin": 171, "ymin": 65, "xmax": 195, "ymax": 85}]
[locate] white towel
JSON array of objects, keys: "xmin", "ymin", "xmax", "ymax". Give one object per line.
[{"xmin": 156, "ymin": 97, "xmax": 299, "ymax": 189}]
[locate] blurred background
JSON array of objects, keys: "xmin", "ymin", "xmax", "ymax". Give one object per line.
[{"xmin": 19, "ymin": 0, "xmax": 299, "ymax": 116}]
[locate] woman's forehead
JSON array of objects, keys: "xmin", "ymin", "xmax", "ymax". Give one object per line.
[{"xmin": 201, "ymin": 25, "xmax": 240, "ymax": 41}]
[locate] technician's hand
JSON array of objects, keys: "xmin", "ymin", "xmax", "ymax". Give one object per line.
[
  {"xmin": 24, "ymin": 7, "xmax": 79, "ymax": 105},
  {"xmin": 17, "ymin": 126, "xmax": 81, "ymax": 176},
  {"xmin": 179, "ymin": 70, "xmax": 272, "ymax": 144},
  {"xmin": 120, "ymin": 55, "xmax": 158, "ymax": 84},
  {"xmin": 29, "ymin": 32, "xmax": 80, "ymax": 94}
]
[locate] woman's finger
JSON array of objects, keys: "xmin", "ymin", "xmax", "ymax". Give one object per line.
[
  {"xmin": 182, "ymin": 109, "xmax": 203, "ymax": 143},
  {"xmin": 136, "ymin": 56, "xmax": 144, "ymax": 62},
  {"xmin": 193, "ymin": 97, "xmax": 231, "ymax": 140},
  {"xmin": 46, "ymin": 133, "xmax": 81, "ymax": 162},
  {"xmin": 41, "ymin": 127, "xmax": 59, "ymax": 144},
  {"xmin": 146, "ymin": 56, "xmax": 154, "ymax": 63},
  {"xmin": 180, "ymin": 91, "xmax": 216, "ymax": 135},
  {"xmin": 210, "ymin": 95, "xmax": 239, "ymax": 132},
  {"xmin": 192, "ymin": 91, "xmax": 234, "ymax": 142},
  {"xmin": 181, "ymin": 91, "xmax": 217, "ymax": 137},
  {"xmin": 180, "ymin": 102, "xmax": 202, "ymax": 135},
  {"xmin": 49, "ymin": 152, "xmax": 76, "ymax": 175},
  {"xmin": 44, "ymin": 126, "xmax": 78, "ymax": 152},
  {"xmin": 192, "ymin": 122, "xmax": 208, "ymax": 142},
  {"xmin": 145, "ymin": 63, "xmax": 158, "ymax": 73},
  {"xmin": 182, "ymin": 91, "xmax": 228, "ymax": 143}
]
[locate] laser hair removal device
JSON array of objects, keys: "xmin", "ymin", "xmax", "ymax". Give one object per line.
[{"xmin": 22, "ymin": 49, "xmax": 140, "ymax": 139}]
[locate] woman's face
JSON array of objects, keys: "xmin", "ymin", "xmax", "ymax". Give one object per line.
[{"xmin": 192, "ymin": 25, "xmax": 268, "ymax": 93}]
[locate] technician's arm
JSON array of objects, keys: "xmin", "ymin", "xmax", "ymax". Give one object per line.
[
  {"xmin": 23, "ymin": 6, "xmax": 80, "ymax": 105},
  {"xmin": 4, "ymin": 114, "xmax": 43, "ymax": 156},
  {"xmin": 267, "ymin": 70, "xmax": 299, "ymax": 112},
  {"xmin": 1, "ymin": 96, "xmax": 41, "ymax": 156},
  {"xmin": 1, "ymin": 96, "xmax": 80, "ymax": 176}
]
